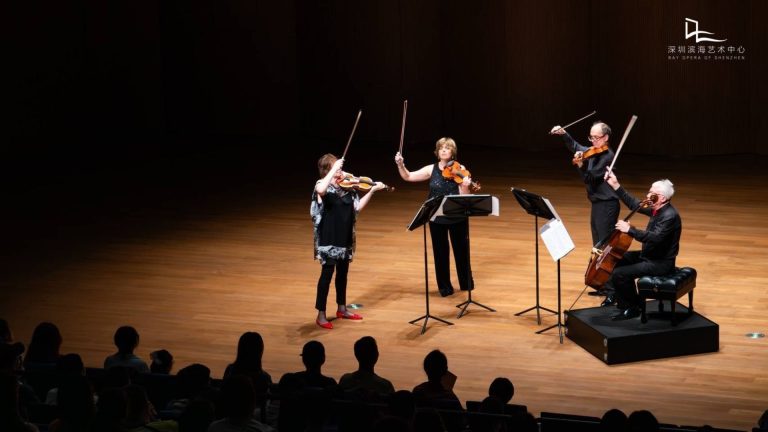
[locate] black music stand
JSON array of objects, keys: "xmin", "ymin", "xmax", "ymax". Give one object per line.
[
  {"xmin": 407, "ymin": 196, "xmax": 453, "ymax": 334},
  {"xmin": 511, "ymin": 188, "xmax": 558, "ymax": 325},
  {"xmin": 434, "ymin": 194, "xmax": 498, "ymax": 318}
]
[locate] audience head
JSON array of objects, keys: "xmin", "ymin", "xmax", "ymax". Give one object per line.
[
  {"xmin": 628, "ymin": 410, "xmax": 659, "ymax": 432},
  {"xmin": 488, "ymin": 377, "xmax": 514, "ymax": 404},
  {"xmin": 388, "ymin": 390, "xmax": 415, "ymax": 421},
  {"xmin": 234, "ymin": 331, "xmax": 265, "ymax": 371},
  {"xmin": 176, "ymin": 363, "xmax": 211, "ymax": 399},
  {"xmin": 423, "ymin": 349, "xmax": 448, "ymax": 383},
  {"xmin": 472, "ymin": 396, "xmax": 505, "ymax": 432},
  {"xmin": 354, "ymin": 336, "xmax": 379, "ymax": 370},
  {"xmin": 113, "ymin": 326, "xmax": 140, "ymax": 355},
  {"xmin": 601, "ymin": 408, "xmax": 628, "ymax": 432},
  {"xmin": 301, "ymin": 340, "xmax": 325, "ymax": 371},
  {"xmin": 150, "ymin": 349, "xmax": 174, "ymax": 374},
  {"xmin": 25, "ymin": 321, "xmax": 62, "ymax": 365}
]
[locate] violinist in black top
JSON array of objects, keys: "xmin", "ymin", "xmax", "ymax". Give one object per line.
[
  {"xmin": 603, "ymin": 169, "xmax": 682, "ymax": 320},
  {"xmin": 311, "ymin": 154, "xmax": 386, "ymax": 329},
  {"xmin": 550, "ymin": 122, "xmax": 620, "ymax": 247},
  {"xmin": 394, "ymin": 137, "xmax": 473, "ymax": 297}
]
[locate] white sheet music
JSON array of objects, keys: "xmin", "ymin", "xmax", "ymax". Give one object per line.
[{"xmin": 540, "ymin": 219, "xmax": 575, "ymax": 262}]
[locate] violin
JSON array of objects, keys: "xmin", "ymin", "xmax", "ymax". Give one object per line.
[
  {"xmin": 338, "ymin": 173, "xmax": 394, "ymax": 193},
  {"xmin": 441, "ymin": 160, "xmax": 481, "ymax": 192},
  {"xmin": 572, "ymin": 145, "xmax": 609, "ymax": 166},
  {"xmin": 583, "ymin": 194, "xmax": 658, "ymax": 289}
]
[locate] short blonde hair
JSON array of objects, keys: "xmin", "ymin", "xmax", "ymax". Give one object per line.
[{"xmin": 434, "ymin": 137, "xmax": 457, "ymax": 160}]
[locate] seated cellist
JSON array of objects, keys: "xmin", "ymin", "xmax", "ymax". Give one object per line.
[{"xmin": 602, "ymin": 169, "xmax": 682, "ymax": 320}]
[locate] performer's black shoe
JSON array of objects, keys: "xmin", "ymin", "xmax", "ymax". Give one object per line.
[
  {"xmin": 439, "ymin": 288, "xmax": 454, "ymax": 297},
  {"xmin": 611, "ymin": 307, "xmax": 640, "ymax": 321},
  {"xmin": 588, "ymin": 289, "xmax": 608, "ymax": 297},
  {"xmin": 600, "ymin": 295, "xmax": 616, "ymax": 307}
]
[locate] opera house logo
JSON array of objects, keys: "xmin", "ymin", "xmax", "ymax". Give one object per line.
[
  {"xmin": 667, "ymin": 17, "xmax": 745, "ymax": 61},
  {"xmin": 684, "ymin": 18, "xmax": 726, "ymax": 43}
]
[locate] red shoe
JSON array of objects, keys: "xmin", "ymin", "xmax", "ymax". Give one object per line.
[
  {"xmin": 336, "ymin": 311, "xmax": 363, "ymax": 320},
  {"xmin": 316, "ymin": 320, "xmax": 333, "ymax": 329}
]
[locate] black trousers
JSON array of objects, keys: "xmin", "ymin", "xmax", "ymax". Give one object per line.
[
  {"xmin": 605, "ymin": 251, "xmax": 675, "ymax": 310},
  {"xmin": 429, "ymin": 219, "xmax": 473, "ymax": 293},
  {"xmin": 590, "ymin": 199, "xmax": 620, "ymax": 246},
  {"xmin": 315, "ymin": 260, "xmax": 349, "ymax": 311}
]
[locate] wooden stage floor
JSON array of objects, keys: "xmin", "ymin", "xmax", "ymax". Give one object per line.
[{"xmin": 2, "ymin": 146, "xmax": 767, "ymax": 430}]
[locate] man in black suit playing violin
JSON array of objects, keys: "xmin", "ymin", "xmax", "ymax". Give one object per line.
[
  {"xmin": 551, "ymin": 122, "xmax": 620, "ymax": 303},
  {"xmin": 602, "ymin": 170, "xmax": 682, "ymax": 320}
]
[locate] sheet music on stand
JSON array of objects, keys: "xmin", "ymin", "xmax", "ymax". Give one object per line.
[
  {"xmin": 540, "ymin": 219, "xmax": 575, "ymax": 262},
  {"xmin": 539, "ymin": 197, "xmax": 560, "ymax": 222}
]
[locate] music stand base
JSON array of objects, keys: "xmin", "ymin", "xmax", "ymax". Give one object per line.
[
  {"xmin": 536, "ymin": 321, "xmax": 565, "ymax": 344},
  {"xmin": 409, "ymin": 314, "xmax": 453, "ymax": 335},
  {"xmin": 514, "ymin": 305, "xmax": 557, "ymax": 325},
  {"xmin": 455, "ymin": 290, "xmax": 496, "ymax": 318}
]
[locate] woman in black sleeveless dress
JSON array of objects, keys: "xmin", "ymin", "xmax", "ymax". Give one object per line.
[{"xmin": 394, "ymin": 138, "xmax": 474, "ymax": 297}]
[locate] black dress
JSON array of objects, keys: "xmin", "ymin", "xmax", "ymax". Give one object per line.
[{"xmin": 428, "ymin": 164, "xmax": 473, "ymax": 295}]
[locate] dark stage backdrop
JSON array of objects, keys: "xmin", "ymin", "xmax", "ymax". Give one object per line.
[{"xmin": 7, "ymin": 0, "xmax": 767, "ymax": 156}]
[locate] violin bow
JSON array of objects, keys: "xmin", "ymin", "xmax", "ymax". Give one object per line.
[
  {"xmin": 606, "ymin": 115, "xmax": 638, "ymax": 174},
  {"xmin": 398, "ymin": 100, "xmax": 408, "ymax": 155},
  {"xmin": 341, "ymin": 109, "xmax": 363, "ymax": 160},
  {"xmin": 549, "ymin": 110, "xmax": 597, "ymax": 134}
]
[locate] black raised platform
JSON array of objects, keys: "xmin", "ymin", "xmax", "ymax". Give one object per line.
[{"xmin": 565, "ymin": 301, "xmax": 719, "ymax": 364}]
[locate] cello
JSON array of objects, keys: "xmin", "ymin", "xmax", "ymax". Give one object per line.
[{"xmin": 584, "ymin": 194, "xmax": 658, "ymax": 289}]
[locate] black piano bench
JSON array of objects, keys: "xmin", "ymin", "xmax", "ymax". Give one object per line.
[{"xmin": 637, "ymin": 267, "xmax": 697, "ymax": 326}]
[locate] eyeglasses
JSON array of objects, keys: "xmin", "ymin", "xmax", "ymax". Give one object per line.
[{"xmin": 588, "ymin": 135, "xmax": 605, "ymax": 142}]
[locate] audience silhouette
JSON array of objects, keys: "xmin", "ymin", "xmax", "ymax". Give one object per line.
[
  {"xmin": 24, "ymin": 322, "xmax": 62, "ymax": 373},
  {"xmin": 4, "ymin": 319, "xmax": 749, "ymax": 432},
  {"xmin": 209, "ymin": 374, "xmax": 274, "ymax": 432},
  {"xmin": 628, "ymin": 409, "xmax": 660, "ymax": 432},
  {"xmin": 104, "ymin": 326, "xmax": 150, "ymax": 374},
  {"xmin": 601, "ymin": 408, "xmax": 628, "ymax": 431},
  {"xmin": 338, "ymin": 336, "xmax": 395, "ymax": 399},
  {"xmin": 149, "ymin": 349, "xmax": 174, "ymax": 375}
]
